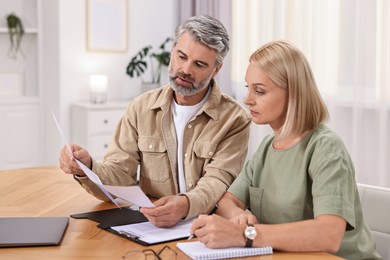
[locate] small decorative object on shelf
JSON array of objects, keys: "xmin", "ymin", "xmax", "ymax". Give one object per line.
[
  {"xmin": 126, "ymin": 37, "xmax": 172, "ymax": 85},
  {"xmin": 89, "ymin": 74, "xmax": 108, "ymax": 104},
  {"xmin": 6, "ymin": 13, "xmax": 24, "ymax": 59}
]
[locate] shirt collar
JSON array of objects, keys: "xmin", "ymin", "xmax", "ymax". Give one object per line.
[{"xmin": 150, "ymin": 79, "xmax": 222, "ymax": 121}]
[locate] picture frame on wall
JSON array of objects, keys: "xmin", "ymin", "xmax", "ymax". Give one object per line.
[
  {"xmin": 0, "ymin": 71, "xmax": 24, "ymax": 97},
  {"xmin": 86, "ymin": 0, "xmax": 128, "ymax": 52}
]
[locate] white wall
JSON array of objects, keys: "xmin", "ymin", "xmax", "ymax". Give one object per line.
[
  {"xmin": 43, "ymin": 0, "xmax": 179, "ymax": 165},
  {"xmin": 42, "ymin": 0, "xmax": 61, "ymax": 167}
]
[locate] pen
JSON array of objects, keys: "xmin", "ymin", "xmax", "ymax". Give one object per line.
[{"xmin": 188, "ymin": 204, "xmax": 219, "ymax": 240}]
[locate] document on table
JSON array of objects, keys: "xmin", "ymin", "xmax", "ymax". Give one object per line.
[
  {"xmin": 111, "ymin": 219, "xmax": 193, "ymax": 244},
  {"xmin": 52, "ymin": 112, "xmax": 155, "ymax": 208}
]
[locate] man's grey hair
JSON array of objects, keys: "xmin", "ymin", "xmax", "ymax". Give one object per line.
[{"xmin": 174, "ymin": 14, "xmax": 230, "ymax": 65}]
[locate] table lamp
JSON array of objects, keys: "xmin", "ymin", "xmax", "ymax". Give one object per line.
[{"xmin": 89, "ymin": 74, "xmax": 108, "ymax": 104}]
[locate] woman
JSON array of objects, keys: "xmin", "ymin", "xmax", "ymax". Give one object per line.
[{"xmin": 190, "ymin": 40, "xmax": 382, "ymax": 259}]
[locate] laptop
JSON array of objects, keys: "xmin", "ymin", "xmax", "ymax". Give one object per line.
[{"xmin": 0, "ymin": 217, "xmax": 69, "ymax": 247}]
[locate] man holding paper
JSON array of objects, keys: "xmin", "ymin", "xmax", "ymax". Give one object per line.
[{"xmin": 59, "ymin": 15, "xmax": 251, "ymax": 228}]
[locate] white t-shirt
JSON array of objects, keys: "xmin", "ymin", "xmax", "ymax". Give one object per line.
[{"xmin": 171, "ymin": 91, "xmax": 210, "ymax": 193}]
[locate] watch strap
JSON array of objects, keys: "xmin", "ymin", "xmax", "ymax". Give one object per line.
[
  {"xmin": 245, "ymin": 224, "xmax": 254, "ymax": 248},
  {"xmin": 245, "ymin": 237, "xmax": 253, "ymax": 247}
]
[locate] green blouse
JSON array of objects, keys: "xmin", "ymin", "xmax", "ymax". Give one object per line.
[{"xmin": 229, "ymin": 124, "xmax": 382, "ymax": 259}]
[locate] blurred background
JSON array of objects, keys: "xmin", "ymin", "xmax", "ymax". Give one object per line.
[{"xmin": 0, "ymin": 0, "xmax": 388, "ymax": 188}]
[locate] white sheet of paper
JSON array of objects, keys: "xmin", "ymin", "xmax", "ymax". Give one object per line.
[
  {"xmin": 52, "ymin": 112, "xmax": 118, "ymax": 207},
  {"xmin": 111, "ymin": 219, "xmax": 192, "ymax": 244},
  {"xmin": 52, "ymin": 111, "xmax": 73, "ymax": 155},
  {"xmin": 103, "ymin": 185, "xmax": 155, "ymax": 208},
  {"xmin": 73, "ymin": 159, "xmax": 123, "ymax": 206},
  {"xmin": 75, "ymin": 159, "xmax": 103, "ymax": 185},
  {"xmin": 52, "ymin": 111, "xmax": 155, "ymax": 208}
]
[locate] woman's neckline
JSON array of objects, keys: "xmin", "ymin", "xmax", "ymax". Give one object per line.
[{"xmin": 272, "ymin": 130, "xmax": 312, "ymax": 151}]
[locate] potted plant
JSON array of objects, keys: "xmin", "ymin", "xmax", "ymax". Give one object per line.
[
  {"xmin": 126, "ymin": 37, "xmax": 172, "ymax": 88},
  {"xmin": 6, "ymin": 13, "xmax": 24, "ymax": 59}
]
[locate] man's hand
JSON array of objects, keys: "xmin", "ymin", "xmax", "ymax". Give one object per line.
[
  {"xmin": 140, "ymin": 195, "xmax": 189, "ymax": 228},
  {"xmin": 59, "ymin": 144, "xmax": 92, "ymax": 176},
  {"xmin": 190, "ymin": 214, "xmax": 246, "ymax": 248}
]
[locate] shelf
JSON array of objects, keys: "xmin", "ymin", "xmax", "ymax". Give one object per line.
[{"xmin": 0, "ymin": 28, "xmax": 38, "ymax": 34}]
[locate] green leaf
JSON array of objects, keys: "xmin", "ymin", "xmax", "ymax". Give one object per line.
[{"xmin": 126, "ymin": 38, "xmax": 172, "ymax": 80}]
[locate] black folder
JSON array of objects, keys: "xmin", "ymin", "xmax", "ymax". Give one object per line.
[
  {"xmin": 71, "ymin": 207, "xmax": 151, "ymax": 245},
  {"xmin": 71, "ymin": 207, "xmax": 147, "ymax": 229},
  {"xmin": 71, "ymin": 207, "xmax": 190, "ymax": 246}
]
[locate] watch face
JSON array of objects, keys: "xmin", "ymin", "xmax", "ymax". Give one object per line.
[{"xmin": 245, "ymin": 226, "xmax": 257, "ymax": 240}]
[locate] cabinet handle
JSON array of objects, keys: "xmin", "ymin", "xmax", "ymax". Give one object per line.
[
  {"xmin": 104, "ymin": 144, "xmax": 108, "ymax": 148},
  {"xmin": 103, "ymin": 119, "xmax": 108, "ymax": 124}
]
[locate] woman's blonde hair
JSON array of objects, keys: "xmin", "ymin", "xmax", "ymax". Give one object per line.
[{"xmin": 250, "ymin": 40, "xmax": 329, "ymax": 139}]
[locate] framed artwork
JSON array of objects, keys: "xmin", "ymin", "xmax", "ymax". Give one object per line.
[
  {"xmin": 0, "ymin": 71, "xmax": 24, "ymax": 96},
  {"xmin": 86, "ymin": 0, "xmax": 128, "ymax": 52}
]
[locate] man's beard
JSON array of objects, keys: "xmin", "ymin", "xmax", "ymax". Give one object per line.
[{"xmin": 169, "ymin": 65, "xmax": 213, "ymax": 97}]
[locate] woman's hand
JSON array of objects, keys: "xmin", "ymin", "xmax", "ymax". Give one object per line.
[{"xmin": 190, "ymin": 214, "xmax": 247, "ymax": 248}]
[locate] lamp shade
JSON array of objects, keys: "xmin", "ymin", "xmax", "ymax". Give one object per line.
[
  {"xmin": 89, "ymin": 74, "xmax": 108, "ymax": 93},
  {"xmin": 89, "ymin": 74, "xmax": 108, "ymax": 103}
]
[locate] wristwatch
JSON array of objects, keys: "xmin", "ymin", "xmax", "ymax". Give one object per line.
[{"xmin": 244, "ymin": 224, "xmax": 257, "ymax": 247}]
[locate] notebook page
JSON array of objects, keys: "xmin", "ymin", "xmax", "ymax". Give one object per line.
[{"xmin": 177, "ymin": 241, "xmax": 273, "ymax": 260}]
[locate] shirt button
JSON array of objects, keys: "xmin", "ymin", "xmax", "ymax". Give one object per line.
[
  {"xmin": 208, "ymin": 151, "xmax": 213, "ymax": 156},
  {"xmin": 184, "ymin": 153, "xmax": 188, "ymax": 158},
  {"xmin": 148, "ymin": 144, "xmax": 153, "ymax": 149},
  {"xmin": 188, "ymin": 124, "xmax": 192, "ymax": 129},
  {"xmin": 188, "ymin": 183, "xmax": 193, "ymax": 188}
]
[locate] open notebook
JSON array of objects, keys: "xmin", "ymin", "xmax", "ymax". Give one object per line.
[{"xmin": 177, "ymin": 241, "xmax": 273, "ymax": 260}]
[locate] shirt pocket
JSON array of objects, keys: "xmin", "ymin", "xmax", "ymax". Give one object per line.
[
  {"xmin": 138, "ymin": 136, "xmax": 170, "ymax": 182},
  {"xmin": 249, "ymin": 186, "xmax": 264, "ymax": 222},
  {"xmin": 193, "ymin": 141, "xmax": 218, "ymax": 159}
]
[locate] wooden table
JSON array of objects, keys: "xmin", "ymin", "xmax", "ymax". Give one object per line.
[{"xmin": 0, "ymin": 166, "xmax": 343, "ymax": 259}]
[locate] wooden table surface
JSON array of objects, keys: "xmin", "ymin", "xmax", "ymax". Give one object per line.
[{"xmin": 0, "ymin": 166, "xmax": 343, "ymax": 259}]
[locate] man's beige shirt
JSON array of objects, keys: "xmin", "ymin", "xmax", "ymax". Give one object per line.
[{"xmin": 76, "ymin": 80, "xmax": 251, "ymax": 220}]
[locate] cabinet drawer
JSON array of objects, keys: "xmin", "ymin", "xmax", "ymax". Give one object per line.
[
  {"xmin": 89, "ymin": 134, "xmax": 112, "ymax": 159},
  {"xmin": 88, "ymin": 110, "xmax": 123, "ymax": 134}
]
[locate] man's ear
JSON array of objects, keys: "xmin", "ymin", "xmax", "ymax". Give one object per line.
[{"xmin": 212, "ymin": 63, "xmax": 223, "ymax": 78}]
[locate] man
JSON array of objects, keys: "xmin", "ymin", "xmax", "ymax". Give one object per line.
[{"xmin": 59, "ymin": 15, "xmax": 251, "ymax": 228}]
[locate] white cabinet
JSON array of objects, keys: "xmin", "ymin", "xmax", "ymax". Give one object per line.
[
  {"xmin": 0, "ymin": 99, "xmax": 43, "ymax": 169},
  {"xmin": 71, "ymin": 101, "xmax": 129, "ymax": 161},
  {"xmin": 0, "ymin": 0, "xmax": 43, "ymax": 170}
]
